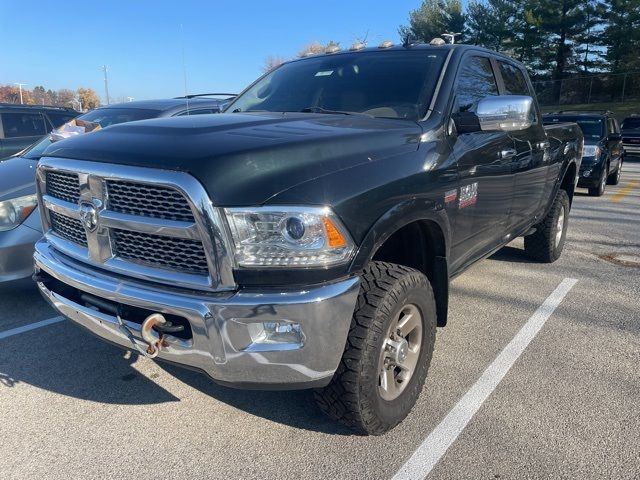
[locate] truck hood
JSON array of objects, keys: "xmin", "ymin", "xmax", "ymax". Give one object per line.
[
  {"xmin": 0, "ymin": 157, "xmax": 38, "ymax": 202},
  {"xmin": 42, "ymin": 112, "xmax": 422, "ymax": 205}
]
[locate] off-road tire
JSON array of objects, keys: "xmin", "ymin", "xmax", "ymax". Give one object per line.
[
  {"xmin": 524, "ymin": 189, "xmax": 570, "ymax": 263},
  {"xmin": 589, "ymin": 165, "xmax": 608, "ymax": 196},
  {"xmin": 607, "ymin": 158, "xmax": 622, "ymax": 185},
  {"xmin": 314, "ymin": 261, "xmax": 436, "ymax": 435}
]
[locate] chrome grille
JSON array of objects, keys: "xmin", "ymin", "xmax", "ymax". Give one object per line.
[
  {"xmin": 46, "ymin": 171, "xmax": 80, "ymax": 203},
  {"xmin": 111, "ymin": 229, "xmax": 209, "ymax": 275},
  {"xmin": 50, "ymin": 211, "xmax": 88, "ymax": 247},
  {"xmin": 106, "ymin": 180, "xmax": 195, "ymax": 222},
  {"xmin": 37, "ymin": 158, "xmax": 235, "ymax": 292}
]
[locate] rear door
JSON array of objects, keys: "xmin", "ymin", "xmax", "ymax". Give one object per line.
[
  {"xmin": 0, "ymin": 111, "xmax": 49, "ymax": 157},
  {"xmin": 496, "ymin": 60, "xmax": 549, "ymax": 229},
  {"xmin": 450, "ymin": 55, "xmax": 516, "ymax": 268}
]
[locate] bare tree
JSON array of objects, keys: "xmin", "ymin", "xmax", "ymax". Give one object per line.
[
  {"xmin": 263, "ymin": 55, "xmax": 286, "ymax": 73},
  {"xmin": 297, "ymin": 41, "xmax": 327, "ymax": 57}
]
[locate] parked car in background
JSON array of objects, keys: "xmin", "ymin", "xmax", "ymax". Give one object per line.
[
  {"xmin": 33, "ymin": 43, "xmax": 582, "ymax": 434},
  {"xmin": 621, "ymin": 115, "xmax": 640, "ymax": 157},
  {"xmin": 543, "ymin": 111, "xmax": 623, "ymax": 196},
  {"xmin": 0, "ymin": 104, "xmax": 79, "ymax": 159},
  {"xmin": 0, "ymin": 95, "xmax": 234, "ymax": 283}
]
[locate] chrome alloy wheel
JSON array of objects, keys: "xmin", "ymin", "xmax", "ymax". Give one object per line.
[
  {"xmin": 555, "ymin": 205, "xmax": 565, "ymax": 248},
  {"xmin": 378, "ymin": 304, "xmax": 423, "ymax": 401}
]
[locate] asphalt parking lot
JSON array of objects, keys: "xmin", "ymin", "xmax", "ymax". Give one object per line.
[{"xmin": 1, "ymin": 161, "xmax": 639, "ymax": 480}]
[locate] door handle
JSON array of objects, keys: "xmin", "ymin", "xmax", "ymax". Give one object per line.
[{"xmin": 500, "ymin": 148, "xmax": 517, "ymax": 160}]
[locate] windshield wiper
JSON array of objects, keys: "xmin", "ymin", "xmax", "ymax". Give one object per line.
[{"xmin": 300, "ymin": 106, "xmax": 372, "ymax": 117}]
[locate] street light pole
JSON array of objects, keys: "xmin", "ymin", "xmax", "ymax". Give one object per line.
[
  {"xmin": 101, "ymin": 65, "xmax": 110, "ymax": 105},
  {"xmin": 14, "ymin": 83, "xmax": 27, "ymax": 104}
]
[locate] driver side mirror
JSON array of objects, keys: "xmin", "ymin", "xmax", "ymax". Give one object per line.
[{"xmin": 452, "ymin": 95, "xmax": 535, "ymax": 134}]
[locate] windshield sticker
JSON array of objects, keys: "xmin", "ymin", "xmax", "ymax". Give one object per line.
[
  {"xmin": 459, "ymin": 183, "xmax": 478, "ymax": 209},
  {"xmin": 315, "ymin": 70, "xmax": 334, "ymax": 77}
]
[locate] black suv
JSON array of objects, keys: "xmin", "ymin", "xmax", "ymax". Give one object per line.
[
  {"xmin": 543, "ymin": 111, "xmax": 624, "ymax": 196},
  {"xmin": 0, "ymin": 104, "xmax": 79, "ymax": 159},
  {"xmin": 621, "ymin": 115, "xmax": 640, "ymax": 157}
]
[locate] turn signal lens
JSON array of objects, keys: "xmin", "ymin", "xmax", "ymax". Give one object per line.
[{"xmin": 323, "ymin": 217, "xmax": 347, "ymax": 248}]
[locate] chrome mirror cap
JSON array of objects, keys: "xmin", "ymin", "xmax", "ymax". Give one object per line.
[{"xmin": 477, "ymin": 95, "xmax": 534, "ymax": 132}]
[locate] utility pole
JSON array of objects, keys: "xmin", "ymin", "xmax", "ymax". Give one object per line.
[
  {"xmin": 14, "ymin": 83, "xmax": 27, "ymax": 104},
  {"xmin": 441, "ymin": 32, "xmax": 462, "ymax": 44},
  {"xmin": 101, "ymin": 65, "xmax": 110, "ymax": 105}
]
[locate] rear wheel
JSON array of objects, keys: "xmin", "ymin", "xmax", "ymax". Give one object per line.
[
  {"xmin": 524, "ymin": 189, "xmax": 570, "ymax": 263},
  {"xmin": 314, "ymin": 261, "xmax": 436, "ymax": 435},
  {"xmin": 589, "ymin": 166, "xmax": 608, "ymax": 196}
]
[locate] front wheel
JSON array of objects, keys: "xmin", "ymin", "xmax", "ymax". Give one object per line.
[
  {"xmin": 608, "ymin": 158, "xmax": 622, "ymax": 185},
  {"xmin": 314, "ymin": 261, "xmax": 436, "ymax": 435},
  {"xmin": 589, "ymin": 166, "xmax": 608, "ymax": 196},
  {"xmin": 524, "ymin": 189, "xmax": 570, "ymax": 263}
]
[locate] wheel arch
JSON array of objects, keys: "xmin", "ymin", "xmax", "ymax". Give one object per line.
[
  {"xmin": 350, "ymin": 203, "xmax": 451, "ymax": 327},
  {"xmin": 560, "ymin": 159, "xmax": 577, "ymax": 206}
]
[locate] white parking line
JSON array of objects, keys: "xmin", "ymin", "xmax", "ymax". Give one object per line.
[
  {"xmin": 393, "ymin": 277, "xmax": 578, "ymax": 480},
  {"xmin": 0, "ymin": 316, "xmax": 65, "ymax": 340}
]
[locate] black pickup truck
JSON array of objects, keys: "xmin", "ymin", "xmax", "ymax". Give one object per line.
[{"xmin": 33, "ymin": 42, "xmax": 582, "ymax": 434}]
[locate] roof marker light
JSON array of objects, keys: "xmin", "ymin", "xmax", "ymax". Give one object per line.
[
  {"xmin": 350, "ymin": 41, "xmax": 366, "ymax": 51},
  {"xmin": 378, "ymin": 40, "xmax": 393, "ymax": 49},
  {"xmin": 325, "ymin": 44, "xmax": 341, "ymax": 54},
  {"xmin": 430, "ymin": 38, "xmax": 446, "ymax": 46}
]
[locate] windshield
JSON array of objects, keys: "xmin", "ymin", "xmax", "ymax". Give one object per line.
[
  {"xmin": 544, "ymin": 116, "xmax": 605, "ymax": 140},
  {"xmin": 21, "ymin": 107, "xmax": 161, "ymax": 159},
  {"xmin": 621, "ymin": 117, "xmax": 640, "ymax": 131},
  {"xmin": 226, "ymin": 50, "xmax": 447, "ymax": 120}
]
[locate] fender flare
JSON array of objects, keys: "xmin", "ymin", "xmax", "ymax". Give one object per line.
[{"xmin": 349, "ymin": 198, "xmax": 451, "ymax": 326}]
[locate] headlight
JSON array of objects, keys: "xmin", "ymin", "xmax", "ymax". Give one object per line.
[
  {"xmin": 225, "ymin": 206, "xmax": 355, "ymax": 267},
  {"xmin": 0, "ymin": 194, "xmax": 38, "ymax": 232},
  {"xmin": 582, "ymin": 145, "xmax": 601, "ymax": 158}
]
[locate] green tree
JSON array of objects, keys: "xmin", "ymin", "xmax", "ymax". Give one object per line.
[
  {"xmin": 600, "ymin": 0, "xmax": 640, "ymax": 73},
  {"xmin": 466, "ymin": 0, "xmax": 519, "ymax": 51},
  {"xmin": 573, "ymin": 1, "xmax": 607, "ymax": 73},
  {"xmin": 399, "ymin": 0, "xmax": 466, "ymax": 44}
]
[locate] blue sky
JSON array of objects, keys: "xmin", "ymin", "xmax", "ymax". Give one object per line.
[{"xmin": 1, "ymin": 0, "xmax": 423, "ymax": 103}]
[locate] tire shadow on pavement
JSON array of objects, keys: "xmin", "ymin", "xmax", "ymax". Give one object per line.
[{"xmin": 156, "ymin": 362, "xmax": 356, "ymax": 436}]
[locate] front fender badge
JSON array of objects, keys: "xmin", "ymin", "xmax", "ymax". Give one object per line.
[{"xmin": 459, "ymin": 182, "xmax": 478, "ymax": 209}]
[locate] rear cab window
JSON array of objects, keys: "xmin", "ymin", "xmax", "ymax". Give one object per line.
[
  {"xmin": 1, "ymin": 112, "xmax": 48, "ymax": 138},
  {"xmin": 498, "ymin": 61, "xmax": 529, "ymax": 95}
]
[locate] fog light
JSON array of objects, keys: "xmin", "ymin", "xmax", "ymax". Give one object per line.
[{"xmin": 245, "ymin": 321, "xmax": 305, "ymax": 351}]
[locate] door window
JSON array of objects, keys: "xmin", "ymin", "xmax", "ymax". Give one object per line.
[
  {"xmin": 1, "ymin": 112, "xmax": 48, "ymax": 138},
  {"xmin": 454, "ymin": 56, "xmax": 498, "ymax": 113}
]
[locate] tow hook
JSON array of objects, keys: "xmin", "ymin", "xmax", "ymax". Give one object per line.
[
  {"xmin": 140, "ymin": 313, "xmax": 169, "ymax": 358},
  {"xmin": 116, "ymin": 312, "xmax": 169, "ymax": 359}
]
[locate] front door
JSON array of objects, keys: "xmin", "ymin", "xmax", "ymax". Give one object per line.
[{"xmin": 449, "ymin": 55, "xmax": 515, "ymax": 269}]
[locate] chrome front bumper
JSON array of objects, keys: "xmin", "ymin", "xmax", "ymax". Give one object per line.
[{"xmin": 34, "ymin": 239, "xmax": 360, "ymax": 388}]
